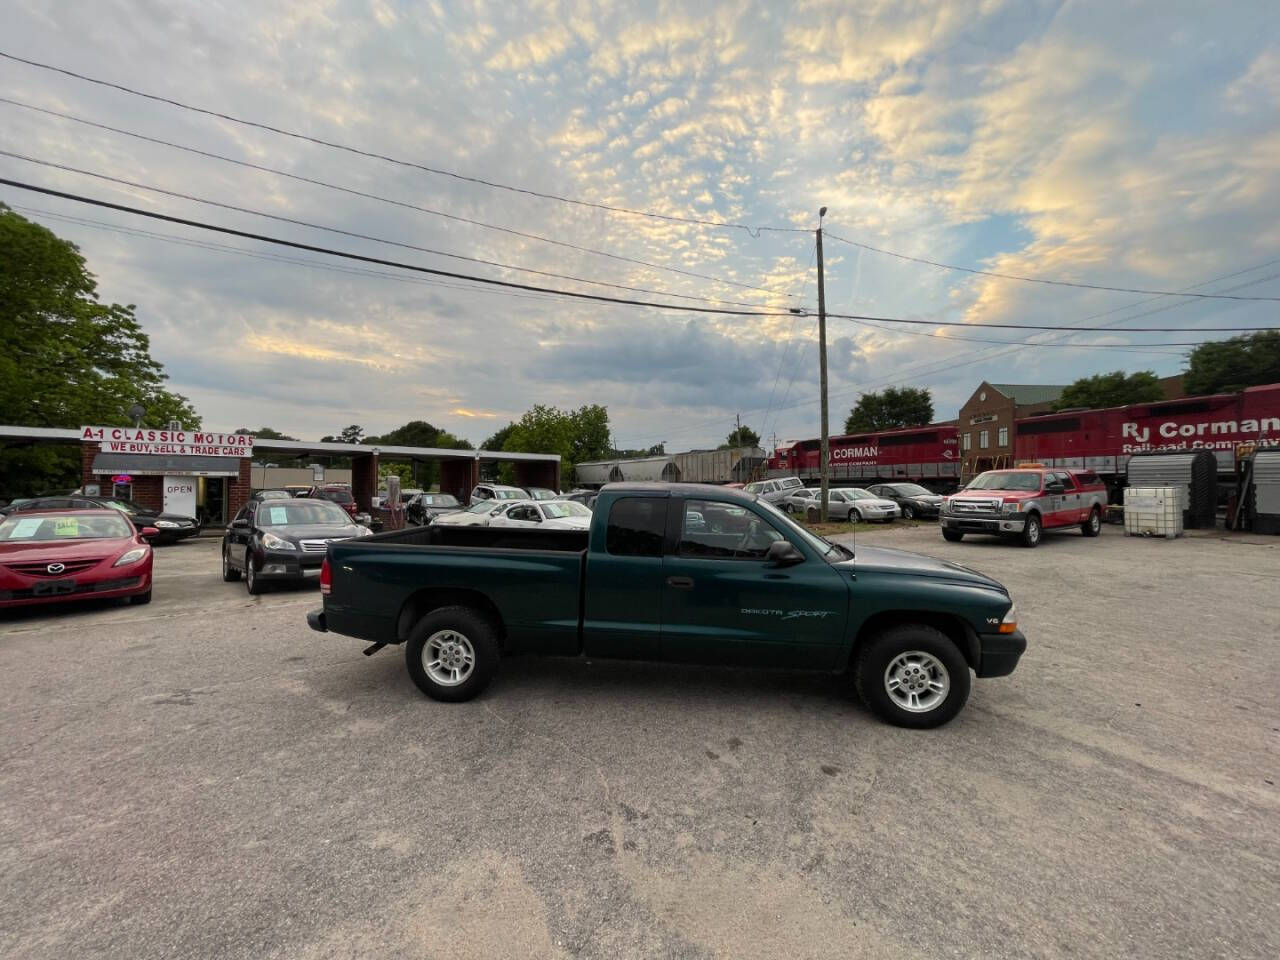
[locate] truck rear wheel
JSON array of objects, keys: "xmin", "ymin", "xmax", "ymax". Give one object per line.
[
  {"xmin": 405, "ymin": 606, "xmax": 500, "ymax": 703},
  {"xmin": 854, "ymin": 624, "xmax": 970, "ymax": 729},
  {"xmin": 1081, "ymin": 507, "xmax": 1102, "ymax": 537}
]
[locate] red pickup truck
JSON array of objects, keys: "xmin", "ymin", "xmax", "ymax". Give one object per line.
[{"xmin": 940, "ymin": 466, "xmax": 1107, "ymax": 547}]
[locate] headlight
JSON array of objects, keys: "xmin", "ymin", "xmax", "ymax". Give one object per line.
[
  {"xmin": 1002, "ymin": 501, "xmax": 1023, "ymax": 514},
  {"xmin": 353, "ymin": 526, "xmax": 373, "ymax": 537},
  {"xmin": 1000, "ymin": 603, "xmax": 1018, "ymax": 634},
  {"xmin": 113, "ymin": 546, "xmax": 149, "ymax": 567},
  {"xmin": 261, "ymin": 532, "xmax": 297, "ymax": 550},
  {"xmin": 154, "ymin": 519, "xmax": 179, "ymax": 528}
]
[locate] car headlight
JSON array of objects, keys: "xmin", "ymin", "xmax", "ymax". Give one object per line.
[
  {"xmin": 1002, "ymin": 501, "xmax": 1023, "ymax": 514},
  {"xmin": 261, "ymin": 532, "xmax": 297, "ymax": 550},
  {"xmin": 1000, "ymin": 603, "xmax": 1018, "ymax": 634},
  {"xmin": 154, "ymin": 519, "xmax": 179, "ymax": 528},
  {"xmin": 353, "ymin": 526, "xmax": 373, "ymax": 537},
  {"xmin": 113, "ymin": 546, "xmax": 150, "ymax": 567}
]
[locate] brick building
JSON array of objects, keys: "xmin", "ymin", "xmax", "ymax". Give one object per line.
[{"xmin": 957, "ymin": 382, "xmax": 1067, "ymax": 479}]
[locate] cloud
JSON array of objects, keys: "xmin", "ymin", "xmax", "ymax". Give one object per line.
[{"xmin": 451, "ymin": 407, "xmax": 500, "ymax": 418}]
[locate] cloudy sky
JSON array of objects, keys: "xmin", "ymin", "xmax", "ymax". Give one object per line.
[{"xmin": 3, "ymin": 0, "xmax": 1277, "ymax": 451}]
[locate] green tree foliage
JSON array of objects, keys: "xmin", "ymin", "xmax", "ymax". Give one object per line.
[
  {"xmin": 480, "ymin": 422, "xmax": 516, "ymax": 453},
  {"xmin": 844, "ymin": 387, "xmax": 934, "ymax": 434},
  {"xmin": 235, "ymin": 426, "xmax": 300, "ymax": 463},
  {"xmin": 0, "ymin": 204, "xmax": 200, "ymax": 496},
  {"xmin": 1053, "ymin": 370, "xmax": 1163, "ymax": 410},
  {"xmin": 366, "ymin": 420, "xmax": 474, "ymax": 489},
  {"xmin": 1184, "ymin": 332, "xmax": 1280, "ymax": 396},
  {"xmin": 501, "ymin": 404, "xmax": 611, "ymax": 483},
  {"xmin": 721, "ymin": 425, "xmax": 761, "ymax": 449}
]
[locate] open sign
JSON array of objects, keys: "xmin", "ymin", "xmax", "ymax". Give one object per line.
[{"xmin": 111, "ymin": 474, "xmax": 133, "ymax": 485}]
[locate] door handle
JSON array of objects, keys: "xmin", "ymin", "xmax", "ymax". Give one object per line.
[{"xmin": 666, "ymin": 576, "xmax": 695, "ymax": 589}]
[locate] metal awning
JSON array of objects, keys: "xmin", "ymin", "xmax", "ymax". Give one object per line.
[{"xmin": 90, "ymin": 453, "xmax": 242, "ymax": 477}]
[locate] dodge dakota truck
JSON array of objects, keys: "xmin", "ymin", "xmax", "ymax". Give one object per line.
[
  {"xmin": 308, "ymin": 484, "xmax": 1026, "ymax": 728},
  {"xmin": 941, "ymin": 466, "xmax": 1108, "ymax": 547}
]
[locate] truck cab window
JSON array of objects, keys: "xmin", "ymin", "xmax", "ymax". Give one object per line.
[
  {"xmin": 605, "ymin": 497, "xmax": 667, "ymax": 557},
  {"xmin": 679, "ymin": 500, "xmax": 784, "ymax": 560}
]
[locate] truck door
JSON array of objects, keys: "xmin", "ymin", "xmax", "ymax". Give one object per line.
[
  {"xmin": 582, "ymin": 496, "xmax": 668, "ymax": 660},
  {"xmin": 1053, "ymin": 471, "xmax": 1081, "ymax": 524},
  {"xmin": 659, "ymin": 498, "xmax": 846, "ymax": 669}
]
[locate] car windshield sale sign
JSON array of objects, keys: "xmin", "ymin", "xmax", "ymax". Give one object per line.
[{"xmin": 81, "ymin": 426, "xmax": 254, "ymax": 457}]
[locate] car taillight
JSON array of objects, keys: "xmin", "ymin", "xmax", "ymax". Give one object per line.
[{"xmin": 320, "ymin": 558, "xmax": 332, "ymax": 596}]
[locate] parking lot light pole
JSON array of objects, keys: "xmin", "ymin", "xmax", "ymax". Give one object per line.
[{"xmin": 817, "ymin": 206, "xmax": 829, "ymax": 523}]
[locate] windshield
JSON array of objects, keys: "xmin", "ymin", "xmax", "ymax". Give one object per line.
[
  {"xmin": 528, "ymin": 488, "xmax": 557, "ymax": 500},
  {"xmin": 492, "ymin": 489, "xmax": 524, "ymax": 500},
  {"xmin": 255, "ymin": 490, "xmax": 292, "ymax": 500},
  {"xmin": 317, "ymin": 489, "xmax": 354, "ymax": 504},
  {"xmin": 542, "ymin": 502, "xmax": 590, "ymax": 519},
  {"xmin": 843, "ymin": 489, "xmax": 874, "ymax": 500},
  {"xmin": 466, "ymin": 501, "xmax": 497, "ymax": 514},
  {"xmin": 2, "ymin": 513, "xmax": 133, "ymax": 540},
  {"xmin": 754, "ymin": 497, "xmax": 839, "ymax": 559},
  {"xmin": 891, "ymin": 484, "xmax": 932, "ymax": 497},
  {"xmin": 259, "ymin": 501, "xmax": 351, "ymax": 526},
  {"xmin": 422, "ymin": 495, "xmax": 458, "ymax": 507},
  {"xmin": 966, "ymin": 471, "xmax": 1041, "ymax": 491}
]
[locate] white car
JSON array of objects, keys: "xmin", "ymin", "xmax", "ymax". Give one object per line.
[
  {"xmin": 431, "ymin": 500, "xmax": 507, "ymax": 526},
  {"xmin": 787, "ymin": 487, "xmax": 900, "ymax": 522},
  {"xmin": 488, "ymin": 499, "xmax": 592, "ymax": 530}
]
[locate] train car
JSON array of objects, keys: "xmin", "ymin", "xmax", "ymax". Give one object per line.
[
  {"xmin": 1014, "ymin": 383, "xmax": 1280, "ymax": 479},
  {"xmin": 769, "ymin": 424, "xmax": 961, "ymax": 490},
  {"xmin": 574, "ymin": 447, "xmax": 766, "ymax": 488}
]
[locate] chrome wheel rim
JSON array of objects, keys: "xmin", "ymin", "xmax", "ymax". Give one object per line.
[
  {"xmin": 903, "ymin": 506, "xmax": 914, "ymax": 519},
  {"xmin": 884, "ymin": 650, "xmax": 950, "ymax": 713},
  {"xmin": 1028, "ymin": 518, "xmax": 1040, "ymax": 544},
  {"xmin": 1090, "ymin": 512, "xmax": 1100, "ymax": 533},
  {"xmin": 423, "ymin": 629, "xmax": 475, "ymax": 686},
  {"xmin": 222, "ymin": 547, "xmax": 228, "ymax": 576},
  {"xmin": 245, "ymin": 552, "xmax": 255, "ymax": 590},
  {"xmin": 852, "ymin": 509, "xmax": 861, "ymax": 523}
]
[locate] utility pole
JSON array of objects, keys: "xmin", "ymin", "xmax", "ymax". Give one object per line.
[
  {"xmin": 735, "ymin": 411, "xmax": 741, "ymax": 446},
  {"xmin": 816, "ymin": 206, "xmax": 829, "ymax": 522}
]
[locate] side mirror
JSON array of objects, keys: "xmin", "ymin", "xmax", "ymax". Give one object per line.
[
  {"xmin": 765, "ymin": 539, "xmax": 804, "ymax": 566},
  {"xmin": 1046, "ymin": 482, "xmax": 1065, "ymax": 495},
  {"xmin": 140, "ymin": 526, "xmax": 160, "ymax": 539},
  {"xmin": 231, "ymin": 518, "xmax": 248, "ymax": 528}
]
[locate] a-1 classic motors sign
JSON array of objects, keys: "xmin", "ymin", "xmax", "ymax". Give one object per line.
[{"xmin": 81, "ymin": 426, "xmax": 254, "ymax": 457}]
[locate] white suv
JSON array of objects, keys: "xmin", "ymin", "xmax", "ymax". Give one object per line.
[
  {"xmin": 469, "ymin": 483, "xmax": 527, "ymax": 504},
  {"xmin": 744, "ymin": 476, "xmax": 805, "ymax": 504}
]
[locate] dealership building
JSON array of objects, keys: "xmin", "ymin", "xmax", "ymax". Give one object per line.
[{"xmin": 0, "ymin": 425, "xmax": 560, "ymax": 525}]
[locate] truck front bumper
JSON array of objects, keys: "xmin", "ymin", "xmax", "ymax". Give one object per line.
[
  {"xmin": 976, "ymin": 629, "xmax": 1026, "ymax": 677},
  {"xmin": 942, "ymin": 515, "xmax": 1026, "ymax": 534}
]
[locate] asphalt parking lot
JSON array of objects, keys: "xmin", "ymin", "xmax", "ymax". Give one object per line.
[{"xmin": 2, "ymin": 524, "xmax": 1278, "ymax": 959}]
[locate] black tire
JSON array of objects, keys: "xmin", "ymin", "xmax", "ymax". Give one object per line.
[
  {"xmin": 942, "ymin": 529, "xmax": 964, "ymax": 542},
  {"xmin": 245, "ymin": 548, "xmax": 264, "ymax": 595},
  {"xmin": 1020, "ymin": 512, "xmax": 1042, "ymax": 548},
  {"xmin": 130, "ymin": 588, "xmax": 152, "ymax": 605},
  {"xmin": 1081, "ymin": 507, "xmax": 1102, "ymax": 537},
  {"xmin": 854, "ymin": 623, "xmax": 971, "ymax": 729},
  {"xmin": 902, "ymin": 504, "xmax": 915, "ymax": 520},
  {"xmin": 221, "ymin": 543, "xmax": 241, "ymax": 581},
  {"xmin": 405, "ymin": 606, "xmax": 501, "ymax": 703},
  {"xmin": 850, "ymin": 508, "xmax": 862, "ymax": 524}
]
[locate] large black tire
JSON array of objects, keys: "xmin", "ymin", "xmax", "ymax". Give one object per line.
[
  {"xmin": 130, "ymin": 588, "xmax": 152, "ymax": 606},
  {"xmin": 1020, "ymin": 513, "xmax": 1042, "ymax": 548},
  {"xmin": 405, "ymin": 606, "xmax": 501, "ymax": 703},
  {"xmin": 1081, "ymin": 507, "xmax": 1102, "ymax": 537},
  {"xmin": 221, "ymin": 544, "xmax": 241, "ymax": 581},
  {"xmin": 850, "ymin": 508, "xmax": 862, "ymax": 524},
  {"xmin": 901, "ymin": 504, "xmax": 915, "ymax": 520},
  {"xmin": 854, "ymin": 624, "xmax": 971, "ymax": 729},
  {"xmin": 942, "ymin": 529, "xmax": 964, "ymax": 542},
  {"xmin": 244, "ymin": 549, "xmax": 264, "ymax": 595}
]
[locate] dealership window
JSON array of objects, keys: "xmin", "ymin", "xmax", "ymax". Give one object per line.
[
  {"xmin": 963, "ymin": 433, "xmax": 971, "ymax": 451},
  {"xmin": 998, "ymin": 426, "xmax": 1008, "ymax": 447},
  {"xmin": 979, "ymin": 430, "xmax": 989, "ymax": 449}
]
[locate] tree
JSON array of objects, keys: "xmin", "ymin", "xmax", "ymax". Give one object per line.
[
  {"xmin": 366, "ymin": 420, "xmax": 474, "ymax": 488},
  {"xmin": 235, "ymin": 426, "xmax": 300, "ymax": 463},
  {"xmin": 722, "ymin": 424, "xmax": 761, "ymax": 449},
  {"xmin": 501, "ymin": 404, "xmax": 611, "ymax": 482},
  {"xmin": 319, "ymin": 425, "xmax": 365, "ymax": 444},
  {"xmin": 1053, "ymin": 370, "xmax": 1163, "ymax": 410},
  {"xmin": 844, "ymin": 387, "xmax": 934, "ymax": 433},
  {"xmin": 480, "ymin": 422, "xmax": 516, "ymax": 452},
  {"xmin": 0, "ymin": 204, "xmax": 200, "ymax": 496},
  {"xmin": 1184, "ymin": 332, "xmax": 1280, "ymax": 396}
]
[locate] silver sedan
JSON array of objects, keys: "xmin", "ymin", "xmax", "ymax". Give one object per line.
[{"xmin": 787, "ymin": 487, "xmax": 901, "ymax": 522}]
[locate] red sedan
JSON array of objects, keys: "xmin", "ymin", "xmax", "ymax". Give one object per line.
[{"xmin": 0, "ymin": 509, "xmax": 156, "ymax": 609}]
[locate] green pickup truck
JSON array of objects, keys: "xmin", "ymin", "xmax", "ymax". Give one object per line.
[{"xmin": 308, "ymin": 483, "xmax": 1025, "ymax": 728}]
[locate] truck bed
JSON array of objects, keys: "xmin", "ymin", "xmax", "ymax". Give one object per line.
[{"xmin": 323, "ymin": 524, "xmax": 588, "ymax": 653}]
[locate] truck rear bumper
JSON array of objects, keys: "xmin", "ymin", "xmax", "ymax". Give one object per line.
[
  {"xmin": 307, "ymin": 608, "xmax": 327, "ymax": 632},
  {"xmin": 976, "ymin": 629, "xmax": 1026, "ymax": 678}
]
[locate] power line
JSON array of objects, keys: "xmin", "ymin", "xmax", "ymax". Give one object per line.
[
  {"xmin": 824, "ymin": 229, "xmax": 1280, "ymax": 301},
  {"xmin": 0, "ymin": 96, "xmax": 807, "ymax": 302},
  {"xmin": 0, "ymin": 150, "xmax": 774, "ymax": 308},
  {"xmin": 0, "ymin": 50, "xmax": 811, "ymax": 236},
  {"xmin": 0, "ymin": 177, "xmax": 806, "ymax": 317}
]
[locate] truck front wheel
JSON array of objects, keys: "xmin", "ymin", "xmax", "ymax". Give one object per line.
[
  {"xmin": 854, "ymin": 624, "xmax": 971, "ymax": 729},
  {"xmin": 1020, "ymin": 513, "xmax": 1042, "ymax": 548},
  {"xmin": 406, "ymin": 606, "xmax": 500, "ymax": 703}
]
